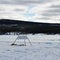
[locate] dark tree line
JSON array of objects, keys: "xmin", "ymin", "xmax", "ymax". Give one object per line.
[{"xmin": 0, "ymin": 19, "xmax": 60, "ymax": 35}]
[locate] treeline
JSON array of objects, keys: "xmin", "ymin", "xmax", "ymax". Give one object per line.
[{"xmin": 0, "ymin": 19, "xmax": 60, "ymax": 35}]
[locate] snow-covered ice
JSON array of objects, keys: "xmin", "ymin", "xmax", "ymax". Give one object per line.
[{"xmin": 0, "ymin": 34, "xmax": 60, "ymax": 60}]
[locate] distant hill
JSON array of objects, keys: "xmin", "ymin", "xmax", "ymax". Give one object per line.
[{"xmin": 0, "ymin": 19, "xmax": 60, "ymax": 35}]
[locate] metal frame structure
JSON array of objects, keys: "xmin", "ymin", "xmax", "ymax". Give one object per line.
[{"xmin": 11, "ymin": 35, "xmax": 32, "ymax": 46}]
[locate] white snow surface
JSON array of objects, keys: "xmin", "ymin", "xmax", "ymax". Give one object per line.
[
  {"xmin": 0, "ymin": 34, "xmax": 60, "ymax": 42},
  {"xmin": 0, "ymin": 34, "xmax": 60, "ymax": 60}
]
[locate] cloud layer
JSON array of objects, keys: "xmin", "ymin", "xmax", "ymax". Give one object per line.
[
  {"xmin": 0, "ymin": 0, "xmax": 54, "ymax": 4},
  {"xmin": 0, "ymin": 0, "xmax": 60, "ymax": 23}
]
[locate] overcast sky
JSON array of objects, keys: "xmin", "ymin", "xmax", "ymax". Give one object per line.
[{"xmin": 0, "ymin": 0, "xmax": 60, "ymax": 23}]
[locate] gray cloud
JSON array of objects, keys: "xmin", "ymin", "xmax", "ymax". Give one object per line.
[
  {"xmin": 48, "ymin": 9, "xmax": 60, "ymax": 13},
  {"xmin": 42, "ymin": 13, "xmax": 60, "ymax": 17},
  {"xmin": 14, "ymin": 9, "xmax": 24, "ymax": 11},
  {"xmin": 50, "ymin": 5, "xmax": 60, "ymax": 8},
  {"xmin": 37, "ymin": 17, "xmax": 50, "ymax": 20},
  {"xmin": 0, "ymin": 8, "xmax": 4, "ymax": 11},
  {"xmin": 0, "ymin": 0, "xmax": 54, "ymax": 4},
  {"xmin": 42, "ymin": 4, "xmax": 60, "ymax": 17}
]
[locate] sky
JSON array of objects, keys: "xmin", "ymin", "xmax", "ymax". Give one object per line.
[{"xmin": 0, "ymin": 0, "xmax": 60, "ymax": 23}]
